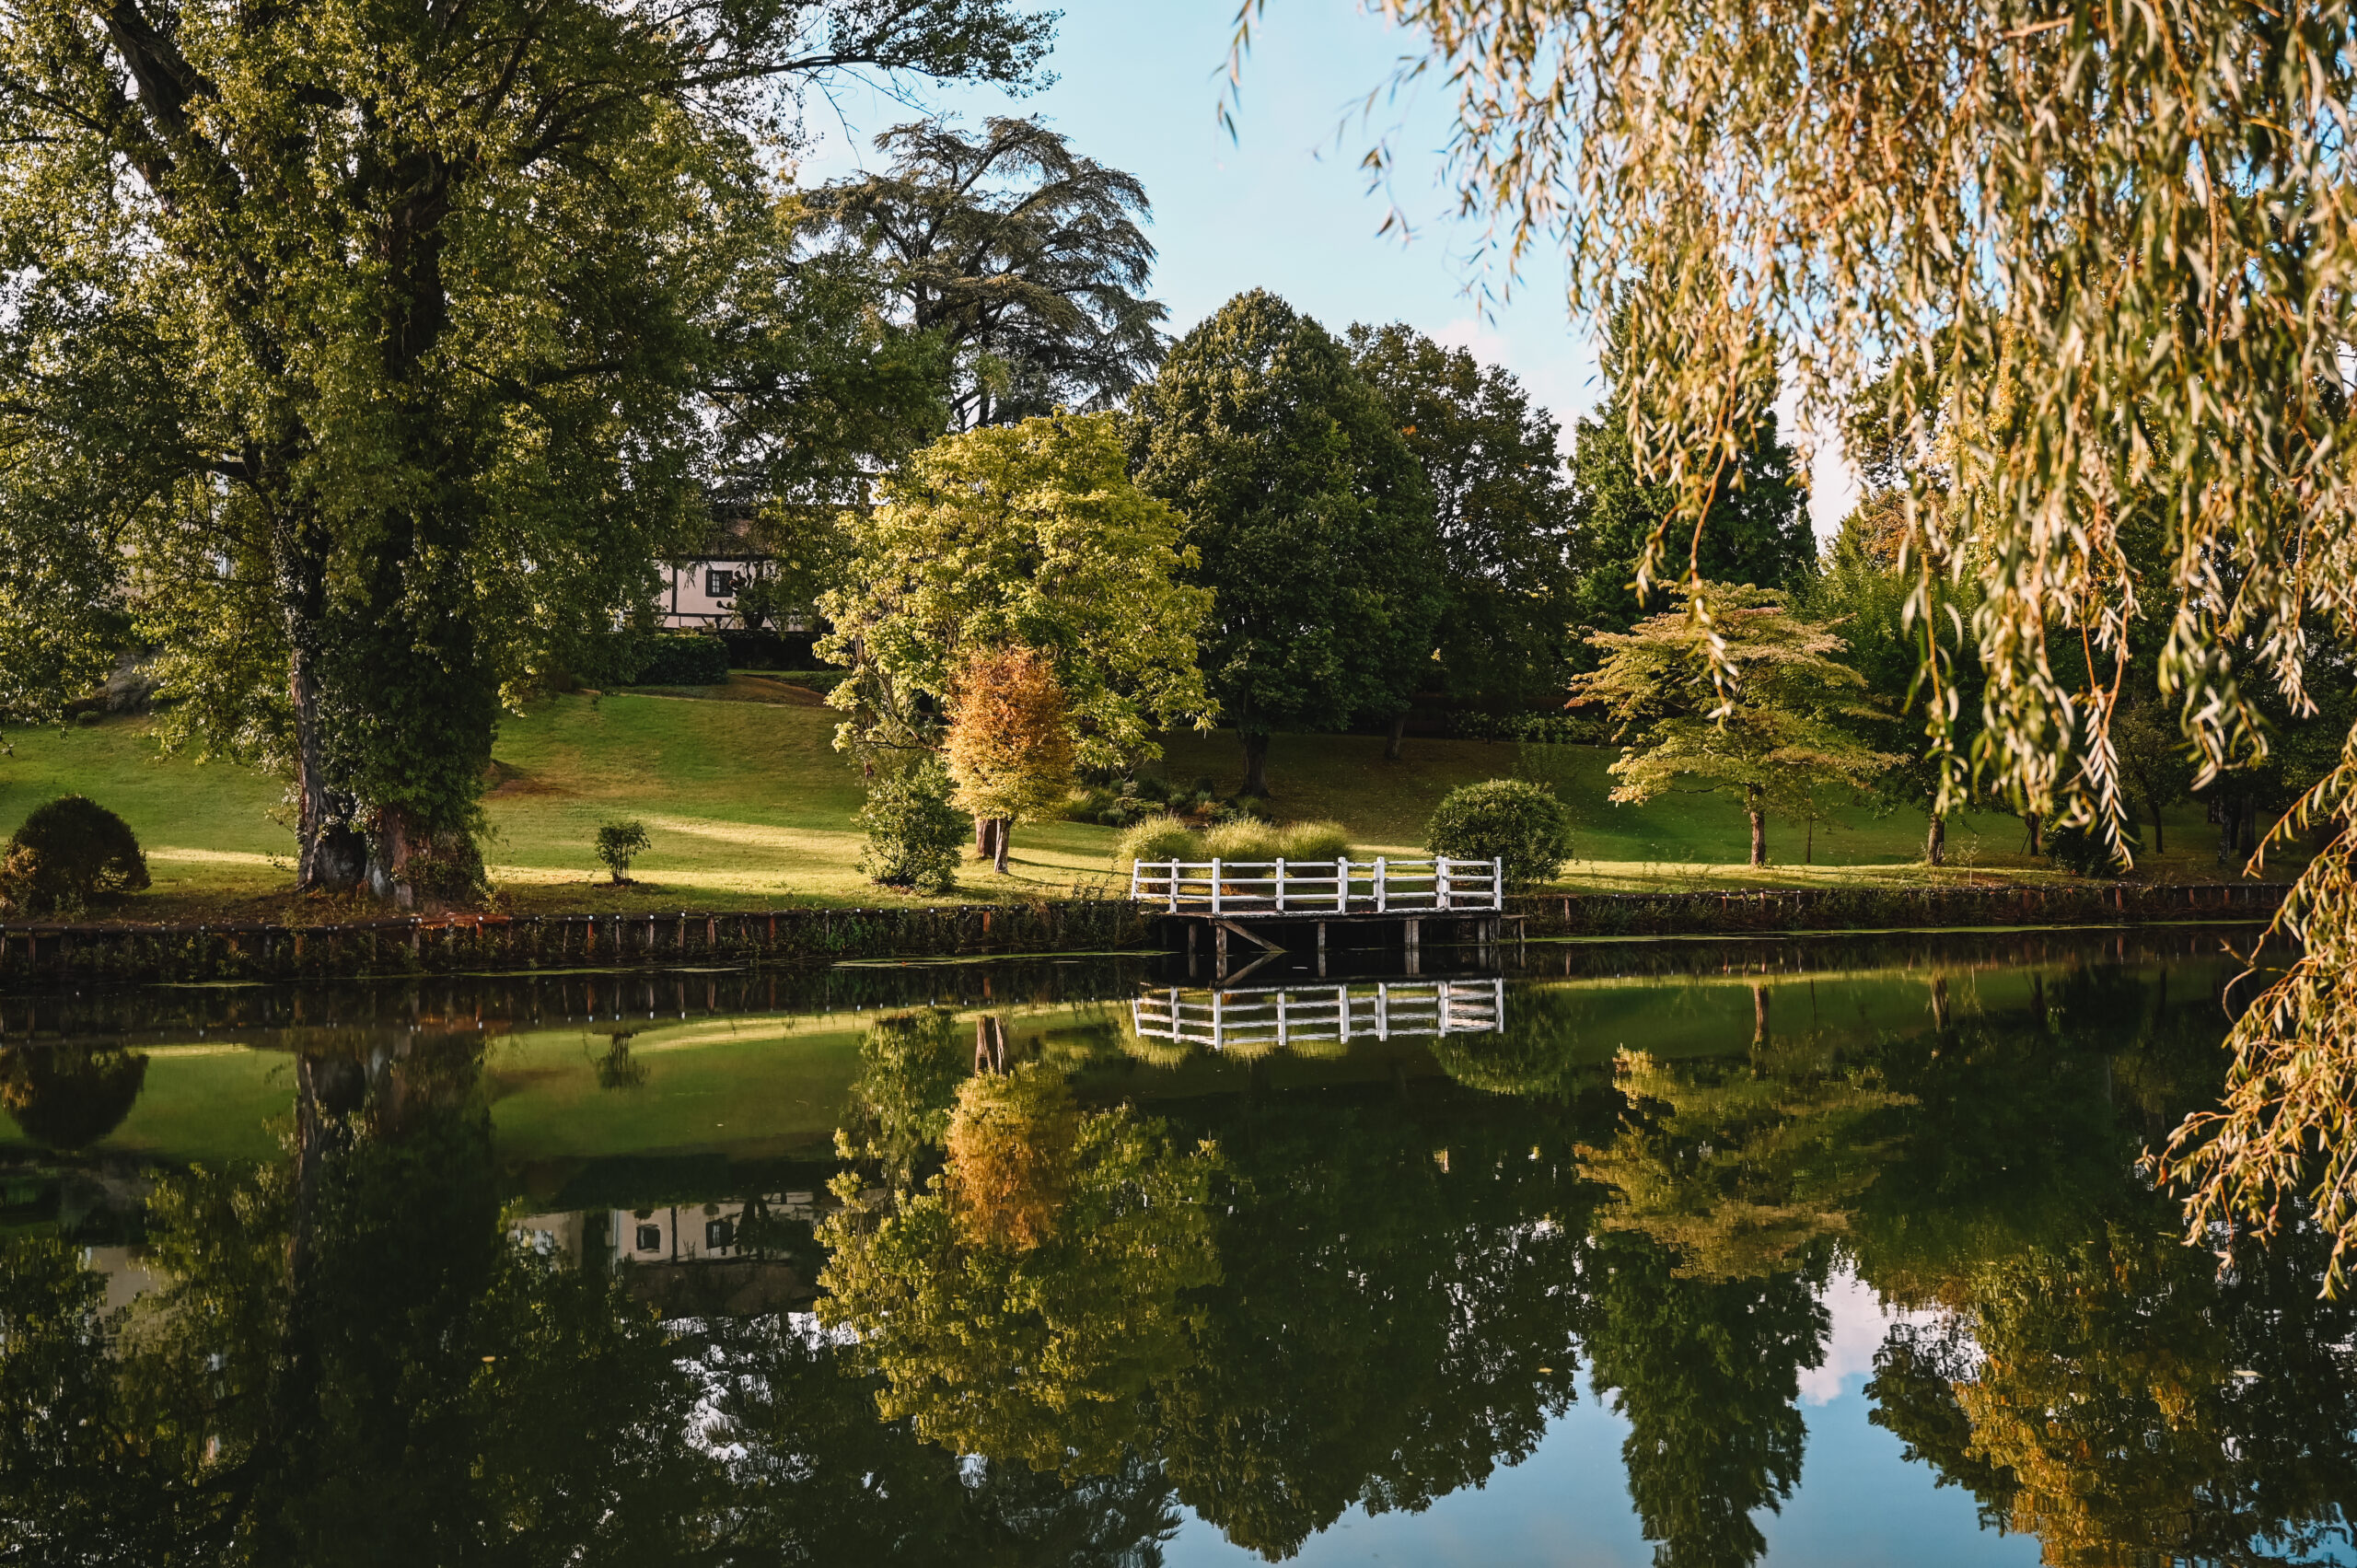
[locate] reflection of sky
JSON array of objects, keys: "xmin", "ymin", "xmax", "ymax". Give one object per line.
[{"xmin": 1165, "ymin": 1267, "xmax": 2037, "ymax": 1567}]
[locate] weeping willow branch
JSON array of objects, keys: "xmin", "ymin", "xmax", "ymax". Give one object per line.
[{"xmin": 1235, "ymin": 0, "xmax": 2357, "ymax": 1285}]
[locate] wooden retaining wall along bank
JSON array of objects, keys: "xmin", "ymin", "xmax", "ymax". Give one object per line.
[
  {"xmin": 1504, "ymin": 878, "xmax": 2291, "ymax": 937},
  {"xmin": 0, "ymin": 880, "xmax": 2290, "ymax": 988},
  {"xmin": 0, "ymin": 901, "xmax": 1154, "ymax": 988}
]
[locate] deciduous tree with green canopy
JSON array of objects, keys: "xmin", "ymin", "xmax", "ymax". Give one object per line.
[
  {"xmin": 1572, "ymin": 587, "xmax": 1898, "ymax": 866},
  {"xmin": 0, "ymin": 0, "xmax": 1052, "ymax": 904},
  {"xmin": 1346, "ymin": 322, "xmax": 1576, "ymax": 731},
  {"xmin": 1805, "ymin": 505, "xmax": 1990, "ymax": 865},
  {"xmin": 1562, "ymin": 308, "xmax": 1810, "ymax": 656},
  {"xmin": 1131, "ymin": 289, "xmax": 1445, "ymax": 796},
  {"xmin": 1242, "ymin": 0, "xmax": 2357, "ymax": 1283},
  {"xmin": 817, "ymin": 412, "xmax": 1215, "ymax": 778}
]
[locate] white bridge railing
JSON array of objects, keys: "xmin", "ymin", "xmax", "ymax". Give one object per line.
[
  {"xmin": 1132, "ymin": 979, "xmax": 1505, "ymax": 1052},
  {"xmin": 1128, "ymin": 856, "xmax": 1504, "ymax": 917}
]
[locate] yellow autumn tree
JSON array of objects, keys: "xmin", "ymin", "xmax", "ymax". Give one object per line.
[{"xmin": 943, "ymin": 645, "xmax": 1077, "ymax": 873}]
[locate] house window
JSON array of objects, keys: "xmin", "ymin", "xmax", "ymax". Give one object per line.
[
  {"xmin": 635, "ymin": 1224, "xmax": 662, "ymax": 1253},
  {"xmin": 704, "ymin": 568, "xmax": 737, "ymax": 598},
  {"xmin": 704, "ymin": 1218, "xmax": 735, "ymax": 1251}
]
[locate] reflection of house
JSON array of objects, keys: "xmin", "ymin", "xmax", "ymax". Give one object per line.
[
  {"xmin": 512, "ymin": 1212, "xmax": 587, "ymax": 1263},
  {"xmin": 506, "ymin": 1194, "xmax": 829, "ymax": 1315},
  {"xmin": 616, "ymin": 1201, "xmax": 747, "ymax": 1261},
  {"xmin": 608, "ymin": 1191, "xmax": 819, "ymax": 1265},
  {"xmin": 84, "ymin": 1245, "xmax": 158, "ymax": 1315}
]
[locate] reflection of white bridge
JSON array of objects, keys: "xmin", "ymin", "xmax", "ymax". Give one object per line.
[{"xmin": 1131, "ymin": 979, "xmax": 1505, "ymax": 1052}]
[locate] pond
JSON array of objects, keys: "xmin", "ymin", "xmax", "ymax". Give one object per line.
[{"xmin": 1, "ymin": 929, "xmax": 2351, "ymax": 1565}]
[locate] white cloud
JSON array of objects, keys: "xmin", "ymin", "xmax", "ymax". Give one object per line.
[{"xmin": 1798, "ymin": 1265, "xmax": 1945, "ymax": 1407}]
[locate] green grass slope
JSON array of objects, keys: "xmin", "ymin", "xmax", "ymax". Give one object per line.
[{"xmin": 0, "ymin": 690, "xmax": 2246, "ymax": 921}]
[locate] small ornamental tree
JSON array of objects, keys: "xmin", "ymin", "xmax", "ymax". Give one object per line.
[
  {"xmin": 1424, "ymin": 779, "xmax": 1573, "ymax": 889},
  {"xmin": 943, "ymin": 646, "xmax": 1078, "ymax": 874},
  {"xmin": 856, "ymin": 761, "xmax": 967, "ymax": 894},
  {"xmin": 1571, "ymin": 587, "xmax": 1898, "ymax": 866},
  {"xmin": 593, "ymin": 821, "xmax": 651, "ymax": 886}
]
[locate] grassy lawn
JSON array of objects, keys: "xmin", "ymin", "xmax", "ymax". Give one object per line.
[
  {"xmin": 1151, "ymin": 726, "xmax": 2238, "ymax": 889},
  {"xmin": 0, "ymin": 686, "xmax": 2260, "ymax": 923}
]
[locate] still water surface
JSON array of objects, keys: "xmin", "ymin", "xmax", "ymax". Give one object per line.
[{"xmin": 1, "ymin": 931, "xmax": 2350, "ymax": 1565}]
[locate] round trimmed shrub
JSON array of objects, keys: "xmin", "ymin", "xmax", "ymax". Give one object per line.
[
  {"xmin": 0, "ymin": 796, "xmax": 150, "ymax": 914},
  {"xmin": 1423, "ymin": 779, "xmax": 1573, "ymax": 889},
  {"xmin": 0, "ymin": 1046, "xmax": 149, "ymax": 1149},
  {"xmin": 858, "ymin": 761, "xmax": 967, "ymax": 893}
]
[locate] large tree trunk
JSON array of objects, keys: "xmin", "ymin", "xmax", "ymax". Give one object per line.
[
  {"xmin": 1240, "ymin": 728, "xmax": 1271, "ymax": 797},
  {"xmin": 289, "ymin": 645, "xmax": 365, "ymax": 892},
  {"xmin": 1384, "ymin": 713, "xmax": 1407, "ymax": 762},
  {"xmin": 1925, "ymin": 810, "xmax": 1945, "ymax": 867},
  {"xmin": 1751, "ymin": 984, "xmax": 1770, "ymax": 1046},
  {"xmin": 280, "ymin": 510, "xmax": 366, "ymax": 893},
  {"xmin": 2021, "ymin": 810, "xmax": 2043, "ymax": 855},
  {"xmin": 992, "ymin": 818, "xmax": 1013, "ymax": 875},
  {"xmin": 366, "ymin": 808, "xmax": 418, "ymax": 910},
  {"xmin": 1747, "ymin": 784, "xmax": 1768, "ymax": 866},
  {"xmin": 975, "ymin": 816, "xmax": 999, "ymax": 861}
]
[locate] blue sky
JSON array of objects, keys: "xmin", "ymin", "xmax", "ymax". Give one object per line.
[{"xmin": 800, "ymin": 0, "xmax": 1855, "ymax": 533}]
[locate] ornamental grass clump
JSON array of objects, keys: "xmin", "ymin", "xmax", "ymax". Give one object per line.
[
  {"xmin": 1276, "ymin": 820, "xmax": 1353, "ymax": 862},
  {"xmin": 1198, "ymin": 818, "xmax": 1283, "ymax": 863},
  {"xmin": 1423, "ymin": 779, "xmax": 1572, "ymax": 889},
  {"xmin": 0, "ymin": 796, "xmax": 149, "ymax": 914},
  {"xmin": 1114, "ymin": 814, "xmax": 1200, "ymax": 870}
]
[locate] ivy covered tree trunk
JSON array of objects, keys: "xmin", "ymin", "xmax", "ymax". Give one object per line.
[
  {"xmin": 1241, "ymin": 728, "xmax": 1272, "ymax": 798},
  {"xmin": 1747, "ymin": 783, "xmax": 1768, "ymax": 867},
  {"xmin": 1925, "ymin": 810, "xmax": 1945, "ymax": 868},
  {"xmin": 285, "ymin": 542, "xmax": 366, "ymax": 893}
]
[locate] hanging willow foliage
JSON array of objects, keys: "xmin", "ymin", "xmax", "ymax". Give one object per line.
[{"xmin": 1233, "ymin": 0, "xmax": 2357, "ymax": 1284}]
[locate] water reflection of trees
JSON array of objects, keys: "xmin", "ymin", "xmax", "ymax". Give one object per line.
[
  {"xmin": 6, "ymin": 966, "xmax": 2355, "ymax": 1565},
  {"xmin": 1852, "ymin": 967, "xmax": 2357, "ymax": 1567},
  {"xmin": 824, "ymin": 1007, "xmax": 1605, "ymax": 1560},
  {"xmin": 0, "ymin": 1027, "xmax": 1178, "ymax": 1565},
  {"xmin": 1455, "ymin": 962, "xmax": 2357, "ymax": 1568}
]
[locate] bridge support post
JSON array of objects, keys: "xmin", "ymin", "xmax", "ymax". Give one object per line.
[
  {"xmin": 1317, "ymin": 920, "xmax": 1328, "ymax": 978},
  {"xmin": 1404, "ymin": 917, "xmax": 1421, "ymax": 975}
]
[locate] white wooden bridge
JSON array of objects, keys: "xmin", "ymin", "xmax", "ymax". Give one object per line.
[
  {"xmin": 1130, "ymin": 856, "xmax": 1514, "ymax": 977},
  {"xmin": 1128, "ymin": 857, "xmax": 1505, "ymax": 916},
  {"xmin": 1131, "ymin": 978, "xmax": 1505, "ymax": 1053}
]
